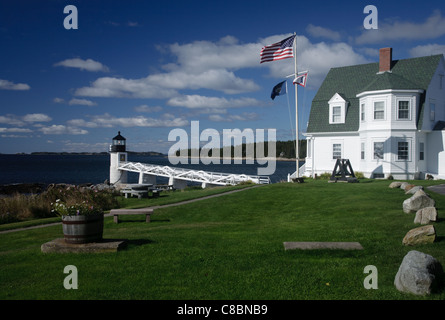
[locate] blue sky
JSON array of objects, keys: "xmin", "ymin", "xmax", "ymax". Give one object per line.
[{"xmin": 1, "ymin": 0, "xmax": 444, "ymax": 154}]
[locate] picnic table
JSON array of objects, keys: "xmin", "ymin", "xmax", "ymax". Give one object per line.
[{"xmin": 119, "ymin": 184, "xmax": 174, "ymax": 199}]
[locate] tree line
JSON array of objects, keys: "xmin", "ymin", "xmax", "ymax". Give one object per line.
[{"xmin": 176, "ymin": 139, "xmax": 307, "ymax": 160}]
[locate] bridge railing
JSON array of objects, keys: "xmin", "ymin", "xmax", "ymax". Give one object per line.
[{"xmin": 118, "ymin": 162, "xmax": 271, "ymax": 186}]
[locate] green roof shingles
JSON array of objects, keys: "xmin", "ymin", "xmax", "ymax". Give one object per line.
[{"xmin": 306, "ymin": 55, "xmax": 442, "ymax": 133}]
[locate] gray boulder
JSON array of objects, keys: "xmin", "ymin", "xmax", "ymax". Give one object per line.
[
  {"xmin": 403, "ymin": 193, "xmax": 435, "ymax": 214},
  {"xmin": 389, "ymin": 181, "xmax": 403, "ymax": 188},
  {"xmin": 414, "ymin": 207, "xmax": 438, "ymax": 225},
  {"xmin": 405, "ymin": 185, "xmax": 424, "ymax": 195},
  {"xmin": 413, "ymin": 189, "xmax": 427, "ymax": 197},
  {"xmin": 394, "ymin": 250, "xmax": 444, "ymax": 295},
  {"xmin": 400, "ymin": 182, "xmax": 410, "ymax": 190}
]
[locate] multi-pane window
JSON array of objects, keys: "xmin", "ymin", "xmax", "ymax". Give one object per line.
[
  {"xmin": 398, "ymin": 141, "xmax": 409, "ymax": 160},
  {"xmin": 332, "ymin": 106, "xmax": 341, "ymax": 123},
  {"xmin": 361, "ymin": 142, "xmax": 365, "ymax": 160},
  {"xmin": 374, "ymin": 102, "xmax": 385, "ymax": 120},
  {"xmin": 333, "ymin": 144, "xmax": 341, "ymax": 159},
  {"xmin": 361, "ymin": 104, "xmax": 365, "ymax": 121},
  {"xmin": 373, "ymin": 142, "xmax": 384, "ymax": 160},
  {"xmin": 419, "ymin": 142, "xmax": 424, "ymax": 161},
  {"xmin": 398, "ymin": 101, "xmax": 409, "ymax": 119}
]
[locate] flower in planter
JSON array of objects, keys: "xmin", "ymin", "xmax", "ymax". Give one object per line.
[{"xmin": 51, "ymin": 199, "xmax": 103, "ymax": 216}]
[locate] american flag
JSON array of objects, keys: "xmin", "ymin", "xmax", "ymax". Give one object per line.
[{"xmin": 260, "ymin": 35, "xmax": 295, "ymax": 64}]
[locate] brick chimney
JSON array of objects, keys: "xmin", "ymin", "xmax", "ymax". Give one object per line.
[{"xmin": 379, "ymin": 47, "xmax": 392, "ymax": 72}]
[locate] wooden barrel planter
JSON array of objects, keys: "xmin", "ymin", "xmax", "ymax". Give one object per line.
[{"xmin": 62, "ymin": 214, "xmax": 104, "ymax": 244}]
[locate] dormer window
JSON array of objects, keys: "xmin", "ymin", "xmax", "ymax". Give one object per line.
[
  {"xmin": 332, "ymin": 106, "xmax": 341, "ymax": 123},
  {"xmin": 328, "ymin": 93, "xmax": 347, "ymax": 124}
]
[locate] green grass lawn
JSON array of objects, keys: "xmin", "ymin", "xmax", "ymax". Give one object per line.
[{"xmin": 1, "ymin": 179, "xmax": 444, "ymax": 300}]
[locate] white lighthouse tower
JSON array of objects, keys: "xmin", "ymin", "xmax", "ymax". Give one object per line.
[{"xmin": 109, "ymin": 131, "xmax": 128, "ymax": 186}]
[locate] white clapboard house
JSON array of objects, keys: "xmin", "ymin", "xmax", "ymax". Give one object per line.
[{"xmin": 303, "ymin": 48, "xmax": 445, "ymax": 179}]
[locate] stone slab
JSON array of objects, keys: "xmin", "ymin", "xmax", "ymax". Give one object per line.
[
  {"xmin": 41, "ymin": 238, "xmax": 127, "ymax": 253},
  {"xmin": 283, "ymin": 241, "xmax": 363, "ymax": 250}
]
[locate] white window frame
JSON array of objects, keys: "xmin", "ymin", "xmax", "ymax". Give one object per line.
[
  {"xmin": 332, "ymin": 106, "xmax": 341, "ymax": 123},
  {"xmin": 419, "ymin": 142, "xmax": 424, "ymax": 161},
  {"xmin": 360, "ymin": 103, "xmax": 365, "ymax": 122},
  {"xmin": 360, "ymin": 142, "xmax": 365, "ymax": 160},
  {"xmin": 328, "ymin": 93, "xmax": 347, "ymax": 124},
  {"xmin": 397, "ymin": 100, "xmax": 410, "ymax": 120},
  {"xmin": 332, "ymin": 143, "xmax": 342, "ymax": 160},
  {"xmin": 373, "ymin": 141, "xmax": 384, "ymax": 160},
  {"xmin": 373, "ymin": 101, "xmax": 385, "ymax": 120},
  {"xmin": 397, "ymin": 141, "xmax": 409, "ymax": 161}
]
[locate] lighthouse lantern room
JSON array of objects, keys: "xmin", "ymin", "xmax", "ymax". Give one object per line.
[{"xmin": 109, "ymin": 131, "xmax": 128, "ymax": 185}]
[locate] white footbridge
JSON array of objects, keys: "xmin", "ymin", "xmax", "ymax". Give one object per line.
[{"xmin": 118, "ymin": 161, "xmax": 271, "ymax": 189}]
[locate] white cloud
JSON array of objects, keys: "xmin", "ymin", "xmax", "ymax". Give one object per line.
[
  {"xmin": 134, "ymin": 105, "xmax": 163, "ymax": 113},
  {"xmin": 53, "ymin": 97, "xmax": 65, "ymax": 104},
  {"xmin": 68, "ymin": 98, "xmax": 97, "ymax": 106},
  {"xmin": 306, "ymin": 24, "xmax": 341, "ymax": 41},
  {"xmin": 74, "ymin": 76, "xmax": 177, "ymax": 98},
  {"xmin": 0, "ymin": 113, "xmax": 52, "ymax": 126},
  {"xmin": 356, "ymin": 10, "xmax": 445, "ymax": 44},
  {"xmin": 0, "ymin": 127, "xmax": 32, "ymax": 133},
  {"xmin": 0, "ymin": 79, "xmax": 30, "ymax": 91},
  {"xmin": 22, "ymin": 113, "xmax": 52, "ymax": 122},
  {"xmin": 410, "ymin": 43, "xmax": 445, "ymax": 57},
  {"xmin": 0, "ymin": 115, "xmax": 25, "ymax": 126},
  {"xmin": 75, "ymin": 36, "xmax": 262, "ymax": 98},
  {"xmin": 167, "ymin": 95, "xmax": 263, "ymax": 109},
  {"xmin": 163, "ymin": 36, "xmax": 260, "ymax": 73},
  {"xmin": 146, "ymin": 69, "xmax": 259, "ymax": 94},
  {"xmin": 66, "ymin": 119, "xmax": 98, "ymax": 128},
  {"xmin": 54, "ymin": 58, "xmax": 110, "ymax": 72},
  {"xmin": 1, "ymin": 134, "xmax": 29, "ymax": 138},
  {"xmin": 39, "ymin": 125, "xmax": 88, "ymax": 135},
  {"xmin": 67, "ymin": 113, "xmax": 189, "ymax": 128},
  {"xmin": 208, "ymin": 112, "xmax": 259, "ymax": 122}
]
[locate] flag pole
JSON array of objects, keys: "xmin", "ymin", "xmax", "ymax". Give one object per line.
[{"xmin": 293, "ymin": 33, "xmax": 299, "ymax": 178}]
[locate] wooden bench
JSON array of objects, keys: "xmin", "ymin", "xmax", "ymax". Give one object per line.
[{"xmin": 110, "ymin": 208, "xmax": 154, "ymax": 223}]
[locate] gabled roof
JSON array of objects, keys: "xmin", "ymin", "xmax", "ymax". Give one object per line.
[
  {"xmin": 306, "ymin": 54, "xmax": 442, "ymax": 133},
  {"xmin": 359, "ymin": 72, "xmax": 420, "ymax": 93}
]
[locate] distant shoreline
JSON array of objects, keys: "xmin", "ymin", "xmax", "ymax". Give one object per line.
[
  {"xmin": 1, "ymin": 151, "xmax": 166, "ymax": 156},
  {"xmin": 183, "ymin": 156, "xmax": 302, "ymax": 162},
  {"xmin": 2, "ymin": 153, "xmax": 302, "ymax": 162}
]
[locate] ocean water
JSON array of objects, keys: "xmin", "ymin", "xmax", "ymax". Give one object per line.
[{"xmin": 0, "ymin": 154, "xmax": 301, "ymax": 186}]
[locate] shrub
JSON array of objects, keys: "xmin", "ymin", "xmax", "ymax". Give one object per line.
[
  {"xmin": 0, "ymin": 185, "xmax": 119, "ymax": 224},
  {"xmin": 354, "ymin": 171, "xmax": 365, "ymax": 179},
  {"xmin": 318, "ymin": 172, "xmax": 332, "ymax": 180}
]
